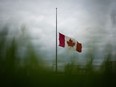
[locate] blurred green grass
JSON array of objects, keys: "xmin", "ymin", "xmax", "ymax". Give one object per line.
[{"xmin": 0, "ymin": 26, "xmax": 116, "ymax": 87}]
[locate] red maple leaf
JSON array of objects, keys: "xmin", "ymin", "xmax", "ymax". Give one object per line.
[{"xmin": 67, "ymin": 39, "xmax": 75, "ymax": 47}]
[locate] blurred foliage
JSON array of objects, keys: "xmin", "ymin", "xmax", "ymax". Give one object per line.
[{"xmin": 0, "ymin": 25, "xmax": 116, "ymax": 87}]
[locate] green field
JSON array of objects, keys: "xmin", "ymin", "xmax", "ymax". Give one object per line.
[{"xmin": 0, "ymin": 28, "xmax": 116, "ymax": 87}]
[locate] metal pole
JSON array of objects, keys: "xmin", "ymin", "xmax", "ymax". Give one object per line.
[{"xmin": 56, "ymin": 8, "xmax": 58, "ymax": 72}]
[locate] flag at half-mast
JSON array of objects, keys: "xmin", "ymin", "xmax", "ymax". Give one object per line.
[{"xmin": 59, "ymin": 33, "xmax": 82, "ymax": 53}]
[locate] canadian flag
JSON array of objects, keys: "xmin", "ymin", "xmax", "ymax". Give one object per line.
[{"xmin": 59, "ymin": 33, "xmax": 82, "ymax": 53}]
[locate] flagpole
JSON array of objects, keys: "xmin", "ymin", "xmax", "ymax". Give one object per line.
[{"xmin": 56, "ymin": 8, "xmax": 58, "ymax": 72}]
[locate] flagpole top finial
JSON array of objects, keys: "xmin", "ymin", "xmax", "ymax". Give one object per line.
[{"xmin": 56, "ymin": 8, "xmax": 57, "ymax": 9}]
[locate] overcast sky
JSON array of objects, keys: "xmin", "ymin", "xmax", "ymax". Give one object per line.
[{"xmin": 0, "ymin": 0, "xmax": 116, "ymax": 66}]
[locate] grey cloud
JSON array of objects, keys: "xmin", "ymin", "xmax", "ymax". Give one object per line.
[{"xmin": 0, "ymin": 0, "xmax": 116, "ymax": 65}]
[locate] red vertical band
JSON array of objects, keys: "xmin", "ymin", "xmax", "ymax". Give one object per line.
[
  {"xmin": 59, "ymin": 33, "xmax": 65, "ymax": 47},
  {"xmin": 76, "ymin": 42, "xmax": 82, "ymax": 52}
]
